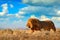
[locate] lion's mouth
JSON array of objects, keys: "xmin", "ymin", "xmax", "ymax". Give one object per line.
[{"xmin": 28, "ymin": 26, "xmax": 30, "ymax": 28}]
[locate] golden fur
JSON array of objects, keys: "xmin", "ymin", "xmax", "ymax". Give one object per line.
[{"xmin": 26, "ymin": 18, "xmax": 56, "ymax": 32}]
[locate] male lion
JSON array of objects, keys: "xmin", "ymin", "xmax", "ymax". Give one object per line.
[{"xmin": 26, "ymin": 18, "xmax": 56, "ymax": 32}]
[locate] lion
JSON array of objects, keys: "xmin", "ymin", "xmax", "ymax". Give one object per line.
[{"xmin": 26, "ymin": 18, "xmax": 56, "ymax": 32}]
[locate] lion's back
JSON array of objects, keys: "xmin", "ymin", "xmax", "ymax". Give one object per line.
[{"xmin": 40, "ymin": 21, "xmax": 56, "ymax": 31}]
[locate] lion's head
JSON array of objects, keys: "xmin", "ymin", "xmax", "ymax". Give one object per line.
[{"xmin": 26, "ymin": 18, "xmax": 42, "ymax": 30}]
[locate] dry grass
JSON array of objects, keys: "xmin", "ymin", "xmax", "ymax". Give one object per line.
[{"xmin": 0, "ymin": 28, "xmax": 60, "ymax": 40}]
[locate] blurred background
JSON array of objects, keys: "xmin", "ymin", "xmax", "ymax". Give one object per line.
[{"xmin": 0, "ymin": 0, "xmax": 60, "ymax": 29}]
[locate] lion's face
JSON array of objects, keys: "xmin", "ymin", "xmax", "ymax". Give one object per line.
[
  {"xmin": 26, "ymin": 20, "xmax": 32, "ymax": 28},
  {"xmin": 26, "ymin": 18, "xmax": 40, "ymax": 29}
]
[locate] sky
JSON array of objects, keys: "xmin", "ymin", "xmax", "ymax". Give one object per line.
[{"xmin": 0, "ymin": 0, "xmax": 60, "ymax": 29}]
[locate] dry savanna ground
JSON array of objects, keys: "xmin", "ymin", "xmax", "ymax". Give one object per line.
[{"xmin": 0, "ymin": 28, "xmax": 60, "ymax": 40}]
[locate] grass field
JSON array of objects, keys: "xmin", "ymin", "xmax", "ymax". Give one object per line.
[{"xmin": 0, "ymin": 28, "xmax": 60, "ymax": 40}]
